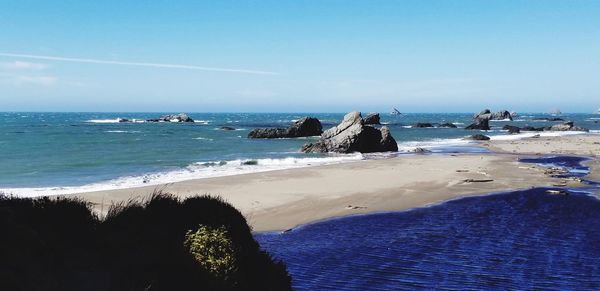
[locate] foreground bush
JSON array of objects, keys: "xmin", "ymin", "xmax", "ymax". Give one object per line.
[{"xmin": 0, "ymin": 193, "xmax": 291, "ymax": 291}]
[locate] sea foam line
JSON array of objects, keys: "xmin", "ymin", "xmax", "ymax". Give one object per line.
[{"xmin": 1, "ymin": 154, "xmax": 364, "ymax": 197}]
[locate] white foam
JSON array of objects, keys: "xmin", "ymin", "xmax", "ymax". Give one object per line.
[
  {"xmin": 490, "ymin": 119, "xmax": 512, "ymax": 122},
  {"xmin": 87, "ymin": 118, "xmax": 145, "ymax": 123},
  {"xmin": 87, "ymin": 118, "xmax": 122, "ymax": 123},
  {"xmin": 396, "ymin": 138, "xmax": 473, "ymax": 152},
  {"xmin": 1, "ymin": 154, "xmax": 364, "ymax": 197},
  {"xmin": 193, "ymin": 137, "xmax": 214, "ymax": 141},
  {"xmin": 105, "ymin": 130, "xmax": 141, "ymax": 133}
]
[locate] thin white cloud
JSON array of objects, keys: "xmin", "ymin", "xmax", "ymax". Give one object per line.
[
  {"xmin": 0, "ymin": 60, "xmax": 47, "ymax": 70},
  {"xmin": 15, "ymin": 75, "xmax": 57, "ymax": 86},
  {"xmin": 0, "ymin": 52, "xmax": 278, "ymax": 75},
  {"xmin": 0, "ymin": 73, "xmax": 58, "ymax": 86}
]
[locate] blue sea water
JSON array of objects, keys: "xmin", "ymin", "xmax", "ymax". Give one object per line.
[
  {"xmin": 1, "ymin": 112, "xmax": 599, "ymax": 195},
  {"xmin": 255, "ymin": 156, "xmax": 600, "ymax": 290}
]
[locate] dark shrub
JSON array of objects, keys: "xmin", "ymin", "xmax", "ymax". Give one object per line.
[{"xmin": 0, "ymin": 193, "xmax": 291, "ymax": 291}]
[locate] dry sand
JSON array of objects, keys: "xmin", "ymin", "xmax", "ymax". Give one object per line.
[{"xmin": 72, "ymin": 132, "xmax": 600, "ymax": 232}]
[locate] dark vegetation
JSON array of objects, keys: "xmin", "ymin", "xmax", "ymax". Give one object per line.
[{"xmin": 0, "ymin": 193, "xmax": 291, "ymax": 291}]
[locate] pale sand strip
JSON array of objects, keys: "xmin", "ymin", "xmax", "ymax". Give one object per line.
[
  {"xmin": 71, "ymin": 134, "xmax": 600, "ymax": 232},
  {"xmin": 487, "ymin": 134, "xmax": 600, "ymax": 181},
  {"xmin": 73, "ymin": 153, "xmax": 569, "ymax": 232}
]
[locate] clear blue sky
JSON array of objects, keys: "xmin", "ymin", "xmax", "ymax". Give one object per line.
[{"xmin": 1, "ymin": 0, "xmax": 599, "ymax": 113}]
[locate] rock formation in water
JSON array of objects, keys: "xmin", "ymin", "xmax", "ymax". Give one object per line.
[
  {"xmin": 301, "ymin": 111, "xmax": 398, "ymax": 153},
  {"xmin": 413, "ymin": 123, "xmax": 434, "ymax": 128},
  {"xmin": 363, "ymin": 113, "xmax": 381, "ymax": 125},
  {"xmin": 502, "ymin": 125, "xmax": 521, "ymax": 134},
  {"xmin": 490, "ymin": 110, "xmax": 513, "ymax": 121},
  {"xmin": 549, "ymin": 121, "xmax": 589, "ymax": 132},
  {"xmin": 248, "ymin": 117, "xmax": 323, "ymax": 138},
  {"xmin": 438, "ymin": 123, "xmax": 458, "ymax": 128},
  {"xmin": 146, "ymin": 113, "xmax": 195, "ymax": 123},
  {"xmin": 465, "ymin": 134, "xmax": 491, "ymax": 141},
  {"xmin": 465, "ymin": 109, "xmax": 492, "ymax": 130}
]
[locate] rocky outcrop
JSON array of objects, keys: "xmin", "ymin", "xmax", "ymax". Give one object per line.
[
  {"xmin": 147, "ymin": 113, "xmax": 195, "ymax": 122},
  {"xmin": 533, "ymin": 117, "xmax": 564, "ymax": 122},
  {"xmin": 465, "ymin": 134, "xmax": 490, "ymax": 141},
  {"xmin": 502, "ymin": 125, "xmax": 521, "ymax": 134},
  {"xmin": 301, "ymin": 111, "xmax": 398, "ymax": 153},
  {"xmin": 413, "ymin": 123, "xmax": 434, "ymax": 128},
  {"xmin": 220, "ymin": 126, "xmax": 236, "ymax": 131},
  {"xmin": 490, "ymin": 110, "xmax": 513, "ymax": 121},
  {"xmin": 522, "ymin": 126, "xmax": 546, "ymax": 132},
  {"xmin": 549, "ymin": 121, "xmax": 589, "ymax": 132},
  {"xmin": 465, "ymin": 109, "xmax": 491, "ymax": 130},
  {"xmin": 411, "ymin": 147, "xmax": 431, "ymax": 154},
  {"xmin": 439, "ymin": 123, "xmax": 457, "ymax": 128},
  {"xmin": 363, "ymin": 113, "xmax": 381, "ymax": 125},
  {"xmin": 248, "ymin": 117, "xmax": 323, "ymax": 138}
]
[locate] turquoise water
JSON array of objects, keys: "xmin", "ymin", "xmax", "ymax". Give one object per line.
[{"xmin": 1, "ymin": 112, "xmax": 599, "ymax": 195}]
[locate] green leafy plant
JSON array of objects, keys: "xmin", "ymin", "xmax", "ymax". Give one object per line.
[{"xmin": 184, "ymin": 225, "xmax": 237, "ymax": 277}]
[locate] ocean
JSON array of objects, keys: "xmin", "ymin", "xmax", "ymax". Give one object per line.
[{"xmin": 1, "ymin": 112, "xmax": 599, "ymax": 196}]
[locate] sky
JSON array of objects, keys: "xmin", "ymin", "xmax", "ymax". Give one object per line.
[{"xmin": 0, "ymin": 0, "xmax": 599, "ymax": 113}]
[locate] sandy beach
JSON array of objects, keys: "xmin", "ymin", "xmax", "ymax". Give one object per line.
[{"xmin": 71, "ymin": 134, "xmax": 600, "ymax": 232}]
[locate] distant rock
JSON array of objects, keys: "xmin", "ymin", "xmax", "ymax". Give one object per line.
[
  {"xmin": 465, "ymin": 134, "xmax": 490, "ymax": 141},
  {"xmin": 465, "ymin": 109, "xmax": 491, "ymax": 130},
  {"xmin": 438, "ymin": 123, "xmax": 457, "ymax": 128},
  {"xmin": 521, "ymin": 126, "xmax": 546, "ymax": 132},
  {"xmin": 148, "ymin": 113, "xmax": 194, "ymax": 123},
  {"xmin": 363, "ymin": 113, "xmax": 381, "ymax": 125},
  {"xmin": 413, "ymin": 123, "xmax": 434, "ymax": 128},
  {"xmin": 118, "ymin": 118, "xmax": 130, "ymax": 123},
  {"xmin": 490, "ymin": 110, "xmax": 513, "ymax": 121},
  {"xmin": 502, "ymin": 125, "xmax": 521, "ymax": 134},
  {"xmin": 411, "ymin": 147, "xmax": 431, "ymax": 154},
  {"xmin": 220, "ymin": 126, "xmax": 236, "ymax": 131},
  {"xmin": 533, "ymin": 117, "xmax": 564, "ymax": 122},
  {"xmin": 248, "ymin": 117, "xmax": 323, "ymax": 138},
  {"xmin": 301, "ymin": 111, "xmax": 398, "ymax": 153},
  {"xmin": 549, "ymin": 121, "xmax": 589, "ymax": 132}
]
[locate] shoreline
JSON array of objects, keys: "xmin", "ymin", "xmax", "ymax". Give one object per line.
[
  {"xmin": 5, "ymin": 133, "xmax": 599, "ymax": 232},
  {"xmin": 68, "ymin": 132, "xmax": 600, "ymax": 231}
]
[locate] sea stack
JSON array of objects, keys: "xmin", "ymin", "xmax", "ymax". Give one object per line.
[
  {"xmin": 301, "ymin": 111, "xmax": 398, "ymax": 153},
  {"xmin": 465, "ymin": 109, "xmax": 492, "ymax": 130},
  {"xmin": 248, "ymin": 117, "xmax": 323, "ymax": 138}
]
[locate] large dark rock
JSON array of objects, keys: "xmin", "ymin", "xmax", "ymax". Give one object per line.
[
  {"xmin": 439, "ymin": 123, "xmax": 458, "ymax": 128},
  {"xmin": 465, "ymin": 109, "xmax": 491, "ymax": 130},
  {"xmin": 502, "ymin": 125, "xmax": 521, "ymax": 134},
  {"xmin": 413, "ymin": 123, "xmax": 434, "ymax": 128},
  {"xmin": 465, "ymin": 134, "xmax": 491, "ymax": 141},
  {"xmin": 148, "ymin": 113, "xmax": 195, "ymax": 122},
  {"xmin": 490, "ymin": 110, "xmax": 513, "ymax": 121},
  {"xmin": 301, "ymin": 111, "xmax": 398, "ymax": 153},
  {"xmin": 248, "ymin": 128, "xmax": 289, "ymax": 138},
  {"xmin": 363, "ymin": 112, "xmax": 381, "ymax": 125},
  {"xmin": 248, "ymin": 117, "xmax": 323, "ymax": 138}
]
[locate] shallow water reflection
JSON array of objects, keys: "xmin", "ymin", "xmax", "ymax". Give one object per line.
[{"xmin": 256, "ymin": 189, "xmax": 600, "ymax": 290}]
